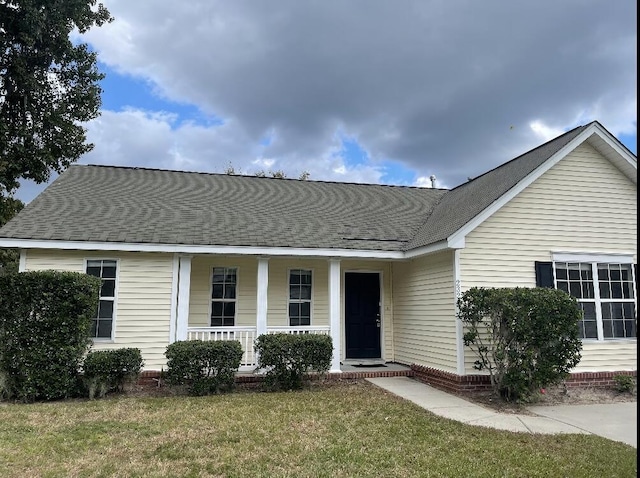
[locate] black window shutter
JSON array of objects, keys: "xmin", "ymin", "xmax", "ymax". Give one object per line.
[{"xmin": 535, "ymin": 261, "xmax": 554, "ymax": 288}]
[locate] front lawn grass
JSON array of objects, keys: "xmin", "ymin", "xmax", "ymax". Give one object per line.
[{"xmin": 0, "ymin": 380, "xmax": 635, "ymax": 477}]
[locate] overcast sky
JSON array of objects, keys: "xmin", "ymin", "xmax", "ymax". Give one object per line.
[{"xmin": 17, "ymin": 0, "xmax": 638, "ymax": 203}]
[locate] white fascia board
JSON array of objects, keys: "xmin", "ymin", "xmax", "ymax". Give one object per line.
[
  {"xmin": 403, "ymin": 240, "xmax": 450, "ymax": 258},
  {"xmin": 0, "ymin": 238, "xmax": 405, "ymax": 260},
  {"xmin": 591, "ymin": 123, "xmax": 638, "ymax": 172},
  {"xmin": 446, "ymin": 123, "xmax": 608, "ymax": 248}
]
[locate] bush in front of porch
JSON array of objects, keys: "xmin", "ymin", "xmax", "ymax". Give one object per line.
[
  {"xmin": 164, "ymin": 340, "xmax": 243, "ymax": 396},
  {"xmin": 254, "ymin": 333, "xmax": 332, "ymax": 391}
]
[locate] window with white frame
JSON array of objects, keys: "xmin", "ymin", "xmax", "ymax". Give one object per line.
[
  {"xmin": 554, "ymin": 261, "xmax": 636, "ymax": 340},
  {"xmin": 211, "ymin": 267, "xmax": 237, "ymax": 326},
  {"xmin": 86, "ymin": 259, "xmax": 117, "ymax": 339},
  {"xmin": 289, "ymin": 269, "xmax": 312, "ymax": 326}
]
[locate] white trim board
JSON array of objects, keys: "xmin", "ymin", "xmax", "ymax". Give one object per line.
[{"xmin": 0, "ymin": 238, "xmax": 406, "ymax": 260}]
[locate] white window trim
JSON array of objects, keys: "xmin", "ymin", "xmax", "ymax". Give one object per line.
[
  {"xmin": 209, "ymin": 266, "xmax": 239, "ymax": 327},
  {"xmin": 84, "ymin": 258, "xmax": 119, "ymax": 342},
  {"xmin": 287, "ymin": 268, "xmax": 314, "ymax": 327},
  {"xmin": 552, "ymin": 254, "xmax": 637, "ymax": 342}
]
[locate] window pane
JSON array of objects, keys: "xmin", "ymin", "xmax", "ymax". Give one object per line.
[
  {"xmin": 300, "ymin": 271, "xmax": 312, "ymax": 285},
  {"xmin": 599, "ymin": 282, "xmax": 610, "ymax": 299},
  {"xmin": 583, "ymin": 320, "xmax": 598, "ymax": 339},
  {"xmin": 555, "ymin": 264, "xmax": 567, "ymax": 280},
  {"xmin": 98, "ymin": 300, "xmax": 113, "ymax": 318},
  {"xmin": 223, "ymin": 317, "xmax": 234, "ymax": 326},
  {"xmin": 212, "ymin": 268, "xmax": 225, "ymax": 283},
  {"xmin": 211, "ymin": 317, "xmax": 222, "ymax": 326},
  {"xmin": 86, "ymin": 266, "xmax": 101, "ymax": 277},
  {"xmin": 225, "ymin": 270, "xmax": 236, "ymax": 283},
  {"xmin": 290, "ymin": 271, "xmax": 301, "ymax": 285},
  {"xmin": 300, "ymin": 302, "xmax": 311, "ymax": 318},
  {"xmin": 580, "ymin": 265, "xmax": 592, "ymax": 280},
  {"xmin": 102, "ymin": 265, "xmax": 117, "ymax": 279},
  {"xmin": 97, "ymin": 319, "xmax": 112, "ymax": 338},
  {"xmin": 622, "ymin": 282, "xmax": 632, "ymax": 299},
  {"xmin": 290, "ymin": 317, "xmax": 300, "ymax": 327},
  {"xmin": 613, "ymin": 320, "xmax": 625, "ymax": 338},
  {"xmin": 624, "ymin": 320, "xmax": 636, "ymax": 338},
  {"xmin": 581, "ymin": 282, "xmax": 594, "ymax": 299},
  {"xmin": 212, "ymin": 302, "xmax": 223, "ymax": 317},
  {"xmin": 601, "ymin": 303, "xmax": 611, "ymax": 319},
  {"xmin": 290, "ymin": 285, "xmax": 300, "ymax": 300},
  {"xmin": 299, "ymin": 316, "xmax": 311, "ymax": 326},
  {"xmin": 212, "ymin": 284, "xmax": 224, "ymax": 299},
  {"xmin": 101, "ymin": 279, "xmax": 115, "ymax": 298},
  {"xmin": 622, "ymin": 303, "xmax": 635, "ymax": 319},
  {"xmin": 610, "ymin": 268, "xmax": 621, "ymax": 281},
  {"xmin": 224, "ymin": 284, "xmax": 236, "ymax": 299},
  {"xmin": 289, "ymin": 303, "xmax": 300, "ymax": 318},
  {"xmin": 597, "ymin": 265, "xmax": 610, "ymax": 281},
  {"xmin": 611, "ymin": 282, "xmax": 623, "ymax": 299},
  {"xmin": 569, "ymin": 282, "xmax": 581, "ymax": 298},
  {"xmin": 602, "ymin": 319, "xmax": 614, "ymax": 338},
  {"xmin": 581, "ymin": 302, "xmax": 596, "ymax": 319},
  {"xmin": 568, "ymin": 266, "xmax": 580, "ymax": 280},
  {"xmin": 223, "ymin": 302, "xmax": 235, "ymax": 318},
  {"xmin": 557, "ymin": 281, "xmax": 569, "ymax": 293},
  {"xmin": 300, "ymin": 285, "xmax": 312, "ymax": 300},
  {"xmin": 611, "ymin": 303, "xmax": 623, "ymax": 319}
]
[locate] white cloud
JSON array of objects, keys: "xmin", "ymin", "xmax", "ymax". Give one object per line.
[{"xmin": 17, "ymin": 1, "xmax": 637, "ymax": 203}]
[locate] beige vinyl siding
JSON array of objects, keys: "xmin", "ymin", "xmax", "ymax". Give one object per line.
[
  {"xmin": 392, "ymin": 251, "xmax": 457, "ymax": 372},
  {"xmin": 188, "ymin": 256, "xmax": 257, "ymax": 327},
  {"xmin": 460, "ymin": 142, "xmax": 637, "ymax": 374},
  {"xmin": 23, "ymin": 249, "xmax": 174, "ymax": 370},
  {"xmin": 341, "ymin": 260, "xmax": 394, "ymax": 361}
]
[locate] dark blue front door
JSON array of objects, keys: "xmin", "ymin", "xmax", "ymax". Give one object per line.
[{"xmin": 345, "ymin": 272, "xmax": 381, "ymax": 359}]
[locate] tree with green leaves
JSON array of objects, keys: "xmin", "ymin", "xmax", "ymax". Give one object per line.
[
  {"xmin": 0, "ymin": 0, "xmax": 112, "ymax": 196},
  {"xmin": 0, "ymin": 195, "xmax": 23, "ymax": 275}
]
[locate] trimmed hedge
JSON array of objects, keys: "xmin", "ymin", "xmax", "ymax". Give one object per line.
[
  {"xmin": 255, "ymin": 333, "xmax": 333, "ymax": 390},
  {"xmin": 83, "ymin": 348, "xmax": 144, "ymax": 399},
  {"xmin": 164, "ymin": 340, "xmax": 243, "ymax": 396},
  {"xmin": 0, "ymin": 271, "xmax": 101, "ymax": 401}
]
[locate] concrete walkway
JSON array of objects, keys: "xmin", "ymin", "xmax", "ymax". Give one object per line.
[{"xmin": 366, "ymin": 376, "xmax": 636, "ymax": 447}]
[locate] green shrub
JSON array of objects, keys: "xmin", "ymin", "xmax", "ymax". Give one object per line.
[
  {"xmin": 0, "ymin": 271, "xmax": 100, "ymax": 402},
  {"xmin": 613, "ymin": 374, "xmax": 635, "ymax": 394},
  {"xmin": 458, "ymin": 287, "xmax": 582, "ymax": 402},
  {"xmin": 83, "ymin": 348, "xmax": 144, "ymax": 399},
  {"xmin": 164, "ymin": 340, "xmax": 243, "ymax": 396},
  {"xmin": 254, "ymin": 333, "xmax": 333, "ymax": 391}
]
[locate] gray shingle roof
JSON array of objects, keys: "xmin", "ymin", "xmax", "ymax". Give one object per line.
[
  {"xmin": 0, "ymin": 166, "xmax": 446, "ymax": 251},
  {"xmin": 0, "ymin": 123, "xmax": 604, "ymax": 252}
]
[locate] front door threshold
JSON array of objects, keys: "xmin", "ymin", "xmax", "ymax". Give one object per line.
[{"xmin": 342, "ymin": 358, "xmax": 386, "ymax": 366}]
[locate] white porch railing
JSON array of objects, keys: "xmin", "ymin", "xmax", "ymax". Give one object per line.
[
  {"xmin": 186, "ymin": 325, "xmax": 331, "ymax": 369},
  {"xmin": 266, "ymin": 326, "xmax": 331, "ymax": 336},
  {"xmin": 187, "ymin": 327, "xmax": 257, "ymax": 369}
]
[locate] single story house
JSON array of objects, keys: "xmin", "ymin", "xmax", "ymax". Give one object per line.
[{"xmin": 0, "ymin": 121, "xmax": 636, "ymax": 391}]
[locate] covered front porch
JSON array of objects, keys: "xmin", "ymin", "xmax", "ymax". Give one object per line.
[{"xmin": 170, "ymin": 254, "xmax": 395, "ymax": 372}]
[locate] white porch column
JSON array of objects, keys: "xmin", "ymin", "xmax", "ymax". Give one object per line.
[
  {"xmin": 176, "ymin": 254, "xmax": 192, "ymax": 341},
  {"xmin": 328, "ymin": 259, "xmax": 342, "ymax": 373},
  {"xmin": 256, "ymin": 257, "xmax": 269, "ymax": 337}
]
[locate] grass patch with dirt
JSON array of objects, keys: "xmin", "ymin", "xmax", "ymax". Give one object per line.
[{"xmin": 0, "ymin": 380, "xmax": 636, "ymax": 477}]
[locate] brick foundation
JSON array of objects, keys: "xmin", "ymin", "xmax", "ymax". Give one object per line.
[
  {"xmin": 136, "ymin": 367, "xmax": 413, "ymax": 387},
  {"xmin": 410, "ymin": 364, "xmax": 637, "ymax": 394}
]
